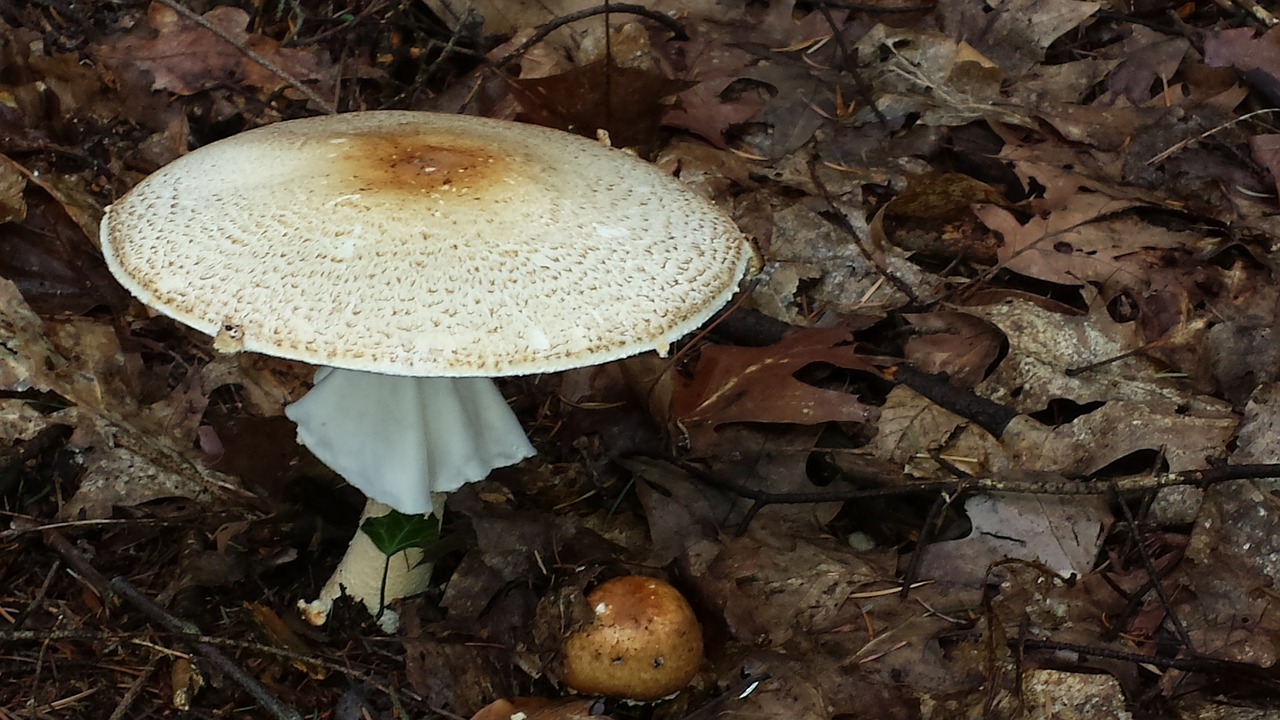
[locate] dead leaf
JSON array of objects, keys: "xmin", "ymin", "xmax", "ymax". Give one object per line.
[
  {"xmin": 1251, "ymin": 134, "xmax": 1280, "ymax": 199},
  {"xmin": 0, "ymin": 154, "xmax": 27, "ymax": 225},
  {"xmin": 1097, "ymin": 28, "xmax": 1190, "ymax": 107},
  {"xmin": 1022, "ymin": 670, "xmax": 1133, "ymax": 720},
  {"xmin": 245, "ymin": 603, "xmax": 328, "ymax": 679},
  {"xmin": 850, "ymin": 25, "xmax": 1031, "ymax": 129},
  {"xmin": 920, "ymin": 492, "xmax": 1111, "ymax": 588},
  {"xmin": 664, "ymin": 76, "xmax": 769, "ymax": 150},
  {"xmin": 965, "ymin": 293, "xmax": 1166, "ymax": 411},
  {"xmin": 1203, "ymin": 26, "xmax": 1280, "ymax": 85},
  {"xmin": 681, "ymin": 530, "xmax": 890, "ymax": 646},
  {"xmin": 938, "ymin": 0, "xmax": 1101, "ymax": 76},
  {"xmin": 902, "ymin": 311, "xmax": 1005, "ymax": 387},
  {"xmin": 977, "ymin": 195, "xmax": 1152, "ymax": 287},
  {"xmin": 404, "ymin": 636, "xmax": 512, "ymax": 716},
  {"xmin": 1180, "ymin": 478, "xmax": 1280, "ymax": 667},
  {"xmin": 623, "ymin": 457, "xmax": 735, "ymax": 565},
  {"xmin": 0, "ymin": 277, "xmax": 245, "ymax": 517},
  {"xmin": 513, "ymin": 60, "xmax": 689, "ymax": 148},
  {"xmin": 670, "ymin": 328, "xmax": 879, "ymax": 453},
  {"xmin": 92, "ymin": 3, "xmax": 332, "ymax": 98},
  {"xmin": 1001, "ymin": 403, "xmax": 1237, "ymax": 478},
  {"xmin": 0, "ymin": 184, "xmax": 125, "ymax": 316}
]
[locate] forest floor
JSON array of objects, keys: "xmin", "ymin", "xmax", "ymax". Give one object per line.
[{"xmin": 4, "ymin": 0, "xmax": 1280, "ymax": 718}]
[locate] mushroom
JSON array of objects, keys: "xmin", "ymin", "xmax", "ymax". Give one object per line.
[
  {"xmin": 99, "ymin": 111, "xmax": 752, "ymax": 631},
  {"xmin": 561, "ymin": 576, "xmax": 704, "ymax": 701}
]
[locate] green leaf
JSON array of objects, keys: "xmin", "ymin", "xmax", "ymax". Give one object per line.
[{"xmin": 361, "ymin": 510, "xmax": 440, "ymax": 557}]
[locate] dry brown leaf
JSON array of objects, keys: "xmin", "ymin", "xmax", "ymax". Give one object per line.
[
  {"xmin": 938, "ymin": 0, "xmax": 1101, "ymax": 76},
  {"xmin": 902, "ymin": 311, "xmax": 1005, "ymax": 388},
  {"xmin": 1203, "ymin": 26, "xmax": 1280, "ymax": 84},
  {"xmin": 671, "ymin": 328, "xmax": 879, "ymax": 453},
  {"xmin": 93, "ymin": 3, "xmax": 331, "ymax": 97},
  {"xmin": 965, "ymin": 293, "xmax": 1223, "ymax": 415},
  {"xmin": 868, "ymin": 384, "xmax": 981, "ymax": 474},
  {"xmin": 404, "ymin": 636, "xmax": 512, "ymax": 715},
  {"xmin": 0, "ymin": 154, "xmax": 27, "ymax": 225},
  {"xmin": 513, "ymin": 60, "xmax": 689, "ymax": 148},
  {"xmin": 850, "ymin": 25, "xmax": 1030, "ymax": 129},
  {"xmin": 920, "ymin": 492, "xmax": 1111, "ymax": 588},
  {"xmin": 978, "ymin": 194, "xmax": 1153, "ymax": 287},
  {"xmin": 1180, "ymin": 478, "xmax": 1280, "ymax": 667},
  {"xmin": 1, "ymin": 278, "xmax": 245, "ymax": 517},
  {"xmin": 682, "ymin": 531, "xmax": 889, "ymax": 646},
  {"xmin": 1251, "ymin": 134, "xmax": 1280, "ymax": 199},
  {"xmin": 0, "ymin": 183, "xmax": 125, "ymax": 316},
  {"xmin": 623, "ymin": 457, "xmax": 736, "ymax": 564},
  {"xmin": 663, "ymin": 76, "xmax": 768, "ymax": 149},
  {"xmin": 1001, "ymin": 403, "xmax": 1236, "ymax": 478},
  {"xmin": 1096, "ymin": 28, "xmax": 1190, "ymax": 106}
]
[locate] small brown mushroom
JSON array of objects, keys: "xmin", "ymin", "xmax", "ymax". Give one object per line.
[{"xmin": 561, "ymin": 576, "xmax": 703, "ymax": 701}]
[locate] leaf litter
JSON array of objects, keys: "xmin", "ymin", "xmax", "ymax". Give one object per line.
[{"xmin": 5, "ymin": 0, "xmax": 1280, "ymax": 718}]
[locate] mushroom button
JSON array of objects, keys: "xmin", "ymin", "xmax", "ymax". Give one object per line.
[
  {"xmin": 562, "ymin": 576, "xmax": 704, "ymax": 701},
  {"xmin": 99, "ymin": 111, "xmax": 753, "ymax": 631}
]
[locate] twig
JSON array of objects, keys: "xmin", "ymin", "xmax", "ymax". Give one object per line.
[
  {"xmin": 30, "ymin": 520, "xmax": 114, "ymax": 604},
  {"xmin": 899, "ymin": 490, "xmax": 950, "ymax": 599},
  {"xmin": 108, "ymin": 577, "xmax": 304, "ymax": 720},
  {"xmin": 285, "ymin": 0, "xmax": 388, "ymax": 46},
  {"xmin": 22, "ymin": 520, "xmax": 303, "ymax": 720},
  {"xmin": 808, "ymin": 159, "xmax": 921, "ymax": 306},
  {"xmin": 1147, "ymin": 108, "xmax": 1280, "ymax": 165},
  {"xmin": 1108, "ymin": 479, "xmax": 1195, "ymax": 651},
  {"xmin": 493, "ymin": 3, "xmax": 687, "ymax": 69},
  {"xmin": 106, "ymin": 657, "xmax": 159, "ymax": 720},
  {"xmin": 0, "ymin": 627, "xmax": 374, "ymax": 683},
  {"xmin": 1223, "ymin": 0, "xmax": 1278, "ymax": 27},
  {"xmin": 151, "ymin": 0, "xmax": 337, "ymax": 114},
  {"xmin": 809, "ymin": 0, "xmax": 889, "ymax": 127},
  {"xmin": 1016, "ymin": 637, "xmax": 1280, "ymax": 683},
  {"xmin": 674, "ymin": 458, "xmax": 1280, "ymax": 534},
  {"xmin": 11, "ymin": 559, "xmax": 61, "ymax": 631},
  {"xmin": 887, "ymin": 365, "xmax": 1019, "ymax": 436}
]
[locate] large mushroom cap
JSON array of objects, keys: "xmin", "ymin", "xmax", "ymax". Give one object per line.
[{"xmin": 101, "ymin": 111, "xmax": 752, "ymax": 377}]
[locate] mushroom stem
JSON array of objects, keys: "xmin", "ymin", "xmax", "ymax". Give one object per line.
[
  {"xmin": 298, "ymin": 499, "xmax": 431, "ymax": 632},
  {"xmin": 286, "ymin": 369, "xmax": 536, "ymax": 629}
]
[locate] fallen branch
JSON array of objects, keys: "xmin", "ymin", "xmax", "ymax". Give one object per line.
[
  {"xmin": 1014, "ymin": 637, "xmax": 1280, "ymax": 684},
  {"xmin": 676, "ymin": 458, "xmax": 1280, "ymax": 535},
  {"xmin": 14, "ymin": 519, "xmax": 304, "ymax": 720}
]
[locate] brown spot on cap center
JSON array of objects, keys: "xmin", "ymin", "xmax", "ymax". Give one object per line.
[{"xmin": 326, "ymin": 131, "xmax": 511, "ymax": 197}]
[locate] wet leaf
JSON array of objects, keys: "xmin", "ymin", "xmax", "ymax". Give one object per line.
[{"xmin": 361, "ymin": 510, "xmax": 440, "ymax": 557}]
